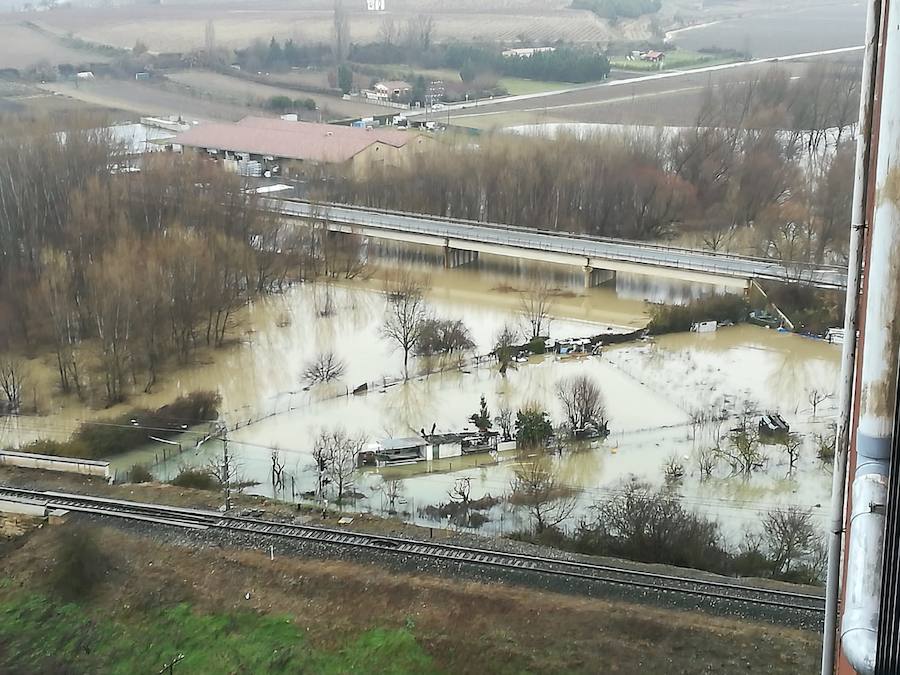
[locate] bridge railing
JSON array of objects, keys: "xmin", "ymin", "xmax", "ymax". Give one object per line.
[
  {"xmin": 277, "ymin": 198, "xmax": 847, "ymax": 272},
  {"xmin": 275, "ymin": 199, "xmax": 847, "ymax": 288}
]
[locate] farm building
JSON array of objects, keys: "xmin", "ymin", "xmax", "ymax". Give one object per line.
[
  {"xmin": 359, "ymin": 437, "xmax": 428, "ymax": 467},
  {"xmin": 172, "ymin": 116, "xmax": 430, "ymax": 178}
]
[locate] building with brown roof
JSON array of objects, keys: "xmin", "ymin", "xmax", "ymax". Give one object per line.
[{"xmin": 172, "ymin": 116, "xmax": 430, "ymax": 178}]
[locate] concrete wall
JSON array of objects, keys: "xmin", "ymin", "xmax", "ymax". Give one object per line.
[{"xmin": 0, "ymin": 450, "xmax": 110, "ymax": 480}]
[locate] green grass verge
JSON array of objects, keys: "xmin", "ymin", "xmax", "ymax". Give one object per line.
[
  {"xmin": 497, "ymin": 78, "xmax": 571, "ymax": 95},
  {"xmin": 0, "ymin": 585, "xmax": 437, "ymax": 675},
  {"xmin": 609, "ymin": 51, "xmax": 742, "ymax": 72}
]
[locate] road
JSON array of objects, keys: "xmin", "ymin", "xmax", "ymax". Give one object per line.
[
  {"xmin": 407, "ymin": 45, "xmax": 863, "ymax": 126},
  {"xmin": 273, "ymin": 199, "xmax": 848, "ymax": 289}
]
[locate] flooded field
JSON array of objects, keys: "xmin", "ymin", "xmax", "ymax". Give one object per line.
[{"xmin": 38, "ymin": 245, "xmax": 839, "ymax": 543}]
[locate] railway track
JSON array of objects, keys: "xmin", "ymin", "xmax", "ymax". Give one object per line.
[{"xmin": 0, "ymin": 485, "xmax": 825, "ymax": 619}]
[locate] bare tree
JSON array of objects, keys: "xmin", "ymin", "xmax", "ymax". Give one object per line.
[
  {"xmin": 382, "ymin": 279, "xmax": 428, "ymax": 380},
  {"xmin": 495, "ymin": 405, "xmax": 513, "ymax": 441},
  {"xmin": 332, "ymin": 0, "xmax": 350, "ymax": 62},
  {"xmin": 695, "ymin": 447, "xmax": 718, "ymax": 479},
  {"xmin": 448, "ymin": 477, "xmax": 471, "ymax": 507},
  {"xmin": 807, "ymin": 388, "xmax": 829, "ymax": 417},
  {"xmin": 555, "ymin": 375, "xmax": 608, "ymax": 436},
  {"xmin": 377, "ymin": 16, "xmax": 399, "ymax": 45},
  {"xmin": 313, "ymin": 428, "xmax": 366, "ymax": 505},
  {"xmin": 716, "ymin": 426, "xmax": 764, "ymax": 475},
  {"xmin": 405, "ymin": 14, "xmax": 435, "ymax": 51},
  {"xmin": 778, "ymin": 432, "xmax": 803, "ymax": 475},
  {"xmin": 377, "ymin": 477, "xmax": 405, "ymax": 514},
  {"xmin": 761, "ymin": 506, "xmax": 820, "ymax": 579},
  {"xmin": 204, "ymin": 19, "xmax": 216, "ymax": 62},
  {"xmin": 302, "ymin": 351, "xmax": 346, "ymax": 385},
  {"xmin": 270, "ymin": 448, "xmax": 285, "ymax": 492},
  {"xmin": 0, "ymin": 356, "xmax": 27, "ymax": 412},
  {"xmin": 509, "ymin": 455, "xmax": 577, "ymax": 534},
  {"xmin": 520, "ymin": 282, "xmax": 554, "ymax": 340}
]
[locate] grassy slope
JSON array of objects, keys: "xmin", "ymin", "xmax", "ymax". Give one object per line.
[
  {"xmin": 0, "ymin": 520, "xmax": 822, "ymax": 674},
  {"xmin": 0, "ymin": 585, "xmax": 434, "ymax": 674}
]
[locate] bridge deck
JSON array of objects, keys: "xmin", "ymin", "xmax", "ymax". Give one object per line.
[{"xmin": 273, "ymin": 199, "xmax": 848, "ymax": 290}]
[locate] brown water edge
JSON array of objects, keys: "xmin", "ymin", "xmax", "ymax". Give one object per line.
[
  {"xmin": 139, "ymin": 319, "xmax": 840, "ymax": 540},
  {"xmin": 0, "ymin": 252, "xmax": 661, "ymax": 448}
]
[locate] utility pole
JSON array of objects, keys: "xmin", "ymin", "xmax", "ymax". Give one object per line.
[{"xmin": 222, "ymin": 433, "xmax": 231, "ymax": 512}]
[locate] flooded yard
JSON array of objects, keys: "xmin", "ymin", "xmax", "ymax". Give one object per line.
[{"xmin": 79, "ymin": 249, "xmax": 842, "ymax": 543}]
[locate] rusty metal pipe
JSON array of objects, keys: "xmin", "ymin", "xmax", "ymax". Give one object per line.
[
  {"xmin": 822, "ymin": 0, "xmax": 883, "ymax": 672},
  {"xmin": 841, "ymin": 1, "xmax": 900, "ymax": 670}
]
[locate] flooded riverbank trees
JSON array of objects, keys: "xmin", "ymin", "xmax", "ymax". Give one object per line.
[{"xmin": 0, "ymin": 123, "xmax": 301, "ymax": 406}]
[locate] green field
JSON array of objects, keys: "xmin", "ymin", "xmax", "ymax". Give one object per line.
[
  {"xmin": 610, "ymin": 50, "xmax": 743, "ymax": 72},
  {"xmin": 0, "ymin": 582, "xmax": 436, "ymax": 675},
  {"xmin": 365, "ymin": 64, "xmax": 571, "ymax": 97}
]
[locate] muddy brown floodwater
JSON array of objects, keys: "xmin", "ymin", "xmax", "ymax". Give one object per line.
[{"xmin": 1, "ymin": 250, "xmax": 840, "ymax": 542}]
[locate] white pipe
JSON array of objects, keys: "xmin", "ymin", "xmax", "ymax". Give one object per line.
[
  {"xmin": 822, "ymin": 0, "xmax": 882, "ymax": 671},
  {"xmin": 842, "ymin": 474, "xmax": 888, "ymax": 675},
  {"xmin": 841, "ymin": 0, "xmax": 900, "ymax": 670}
]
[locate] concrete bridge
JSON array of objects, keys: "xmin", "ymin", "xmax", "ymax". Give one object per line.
[{"xmin": 272, "ymin": 199, "xmax": 848, "ymax": 290}]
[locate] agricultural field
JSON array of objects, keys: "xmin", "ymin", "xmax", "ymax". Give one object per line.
[
  {"xmin": 37, "ymin": 77, "xmax": 258, "ymax": 123},
  {"xmin": 165, "ymin": 69, "xmax": 385, "ymax": 119},
  {"xmin": 0, "ymin": 20, "xmax": 110, "ymax": 70},
  {"xmin": 28, "ymin": 0, "xmax": 634, "ymax": 55}
]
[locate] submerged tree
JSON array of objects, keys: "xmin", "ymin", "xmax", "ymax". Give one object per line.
[
  {"xmin": 515, "ymin": 404, "xmax": 553, "ymax": 450},
  {"xmin": 555, "ymin": 375, "xmax": 608, "ymax": 436},
  {"xmin": 381, "ymin": 277, "xmax": 428, "ymax": 380},
  {"xmin": 313, "ymin": 428, "xmax": 366, "ymax": 505},
  {"xmin": 509, "ymin": 454, "xmax": 577, "ymax": 534},
  {"xmin": 520, "ymin": 282, "xmax": 554, "ymax": 340},
  {"xmin": 469, "ymin": 394, "xmax": 492, "ymax": 432},
  {"xmin": 302, "ymin": 351, "xmax": 346, "ymax": 385}
]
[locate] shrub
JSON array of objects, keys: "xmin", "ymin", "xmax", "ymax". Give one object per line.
[
  {"xmin": 647, "ymin": 293, "xmax": 749, "ymax": 334},
  {"xmin": 18, "ymin": 391, "xmax": 221, "ymax": 461},
  {"xmin": 129, "ymin": 464, "xmax": 153, "ymax": 483},
  {"xmin": 762, "ymin": 282, "xmax": 843, "ymax": 335},
  {"xmin": 171, "ymin": 468, "xmax": 220, "ymax": 491},
  {"xmin": 526, "ymin": 337, "xmax": 546, "ymax": 354},
  {"xmin": 48, "ymin": 526, "xmax": 110, "ymax": 600},
  {"xmin": 18, "ymin": 438, "xmax": 90, "ymax": 459},
  {"xmin": 266, "ymin": 95, "xmax": 293, "ymax": 111},
  {"xmin": 415, "ymin": 318, "xmax": 474, "ymax": 356}
]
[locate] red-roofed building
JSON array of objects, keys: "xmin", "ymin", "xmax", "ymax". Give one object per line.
[{"xmin": 172, "ymin": 116, "xmax": 430, "ymax": 177}]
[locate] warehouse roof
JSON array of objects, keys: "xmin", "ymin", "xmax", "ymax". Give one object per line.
[{"xmin": 173, "ymin": 116, "xmax": 415, "ymax": 163}]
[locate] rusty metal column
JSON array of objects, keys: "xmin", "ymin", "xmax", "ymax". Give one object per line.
[
  {"xmin": 823, "ymin": 0, "xmax": 883, "ymax": 672},
  {"xmin": 841, "ymin": 0, "xmax": 900, "ymax": 670}
]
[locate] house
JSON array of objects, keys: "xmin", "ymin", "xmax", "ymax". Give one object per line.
[
  {"xmin": 373, "ymin": 80, "xmax": 411, "ymax": 101},
  {"xmin": 640, "ymin": 51, "xmax": 665, "ymax": 63},
  {"xmin": 171, "ymin": 116, "xmax": 430, "ymax": 178},
  {"xmin": 759, "ymin": 413, "xmax": 790, "ymax": 439}
]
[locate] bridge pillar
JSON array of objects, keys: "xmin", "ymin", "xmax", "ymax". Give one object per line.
[
  {"xmin": 583, "ymin": 266, "xmax": 616, "ymax": 289},
  {"xmin": 443, "ymin": 246, "xmax": 479, "ymax": 269}
]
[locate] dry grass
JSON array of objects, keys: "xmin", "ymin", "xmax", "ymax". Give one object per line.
[
  {"xmin": 2, "ymin": 521, "xmax": 821, "ymax": 674},
  {"xmin": 165, "ymin": 69, "xmax": 384, "ymax": 119},
  {"xmin": 0, "ymin": 20, "xmax": 110, "ymax": 70}
]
